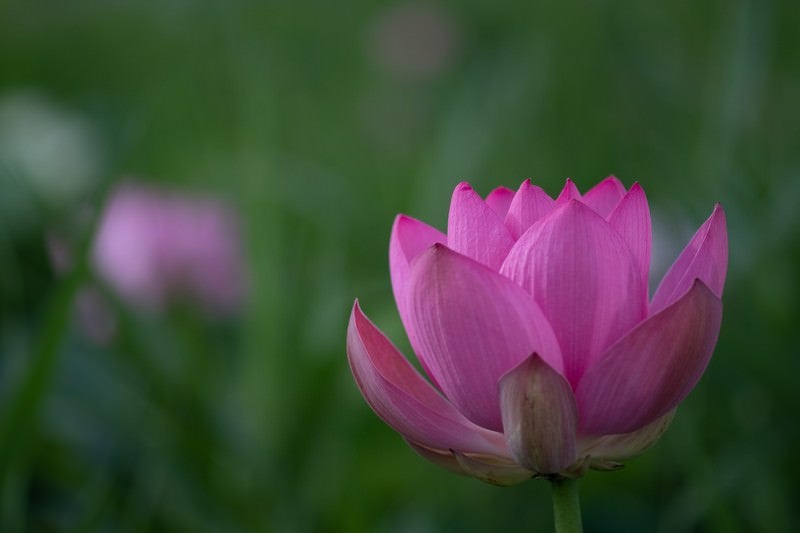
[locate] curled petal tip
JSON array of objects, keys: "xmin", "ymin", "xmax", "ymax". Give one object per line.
[{"xmin": 651, "ymin": 203, "xmax": 727, "ymax": 311}]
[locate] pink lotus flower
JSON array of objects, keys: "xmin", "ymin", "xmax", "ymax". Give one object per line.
[
  {"xmin": 93, "ymin": 183, "xmax": 246, "ymax": 316},
  {"xmin": 347, "ymin": 177, "xmax": 727, "ymax": 484}
]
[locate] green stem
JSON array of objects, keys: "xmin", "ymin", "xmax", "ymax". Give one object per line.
[{"xmin": 550, "ymin": 478, "xmax": 583, "ymax": 533}]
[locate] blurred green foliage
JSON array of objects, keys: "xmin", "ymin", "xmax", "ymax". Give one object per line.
[{"xmin": 0, "ymin": 0, "xmax": 799, "ymax": 531}]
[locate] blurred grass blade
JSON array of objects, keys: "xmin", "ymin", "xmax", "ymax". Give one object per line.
[
  {"xmin": 0, "ymin": 180, "xmax": 104, "ymax": 481},
  {"xmin": 0, "ymin": 252, "xmax": 87, "ymax": 480}
]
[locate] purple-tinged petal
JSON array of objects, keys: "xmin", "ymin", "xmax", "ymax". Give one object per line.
[
  {"xmin": 499, "ymin": 354, "xmax": 578, "ymax": 474},
  {"xmin": 608, "ymin": 183, "xmax": 652, "ymax": 293},
  {"xmin": 650, "ymin": 205, "xmax": 727, "ymax": 313},
  {"xmin": 576, "ymin": 280, "xmax": 722, "ymax": 435},
  {"xmin": 406, "ymin": 441, "xmax": 533, "ymax": 486},
  {"xmin": 504, "ymin": 179, "xmax": 556, "ymax": 239},
  {"xmin": 578, "ymin": 410, "xmax": 675, "ymax": 462},
  {"xmin": 500, "ymin": 201, "xmax": 646, "ymax": 387},
  {"xmin": 408, "ymin": 245, "xmax": 563, "ymax": 431},
  {"xmin": 389, "ymin": 214, "xmax": 446, "ymax": 334},
  {"xmin": 582, "ymin": 176, "xmax": 627, "ymax": 218},
  {"xmin": 485, "ymin": 186, "xmax": 515, "ymax": 218},
  {"xmin": 555, "ymin": 178, "xmax": 581, "ymax": 205},
  {"xmin": 347, "ymin": 302, "xmax": 509, "ymax": 456},
  {"xmin": 447, "ymin": 182, "xmax": 515, "ymax": 270}
]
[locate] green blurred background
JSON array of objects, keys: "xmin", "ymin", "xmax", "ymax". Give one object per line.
[{"xmin": 1, "ymin": 0, "xmax": 798, "ymax": 531}]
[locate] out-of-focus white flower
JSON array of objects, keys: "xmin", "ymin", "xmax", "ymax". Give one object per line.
[{"xmin": 0, "ymin": 90, "xmax": 104, "ymax": 206}]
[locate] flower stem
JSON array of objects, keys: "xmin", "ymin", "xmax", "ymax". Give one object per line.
[{"xmin": 550, "ymin": 478, "xmax": 583, "ymax": 533}]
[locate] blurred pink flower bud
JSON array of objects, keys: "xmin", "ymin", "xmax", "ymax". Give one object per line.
[
  {"xmin": 347, "ymin": 177, "xmax": 727, "ymax": 484},
  {"xmin": 93, "ymin": 183, "xmax": 246, "ymax": 316}
]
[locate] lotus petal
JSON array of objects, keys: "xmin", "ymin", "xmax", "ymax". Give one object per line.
[
  {"xmin": 389, "ymin": 214, "xmax": 446, "ymax": 352},
  {"xmin": 576, "ymin": 280, "xmax": 722, "ymax": 434},
  {"xmin": 347, "ymin": 302, "xmax": 508, "ymax": 455},
  {"xmin": 499, "ymin": 354, "xmax": 578, "ymax": 474},
  {"xmin": 447, "ymin": 182, "xmax": 515, "ymax": 270},
  {"xmin": 485, "ymin": 186, "xmax": 515, "ymax": 218},
  {"xmin": 650, "ymin": 205, "xmax": 727, "ymax": 313},
  {"xmin": 406, "ymin": 441, "xmax": 533, "ymax": 486},
  {"xmin": 608, "ymin": 183, "xmax": 652, "ymax": 292},
  {"xmin": 501, "ymin": 200, "xmax": 646, "ymax": 386},
  {"xmin": 579, "ymin": 410, "xmax": 675, "ymax": 461},
  {"xmin": 582, "ymin": 176, "xmax": 626, "ymax": 218},
  {"xmin": 408, "ymin": 244, "xmax": 562, "ymax": 431},
  {"xmin": 504, "ymin": 179, "xmax": 556, "ymax": 239},
  {"xmin": 555, "ymin": 178, "xmax": 581, "ymax": 204}
]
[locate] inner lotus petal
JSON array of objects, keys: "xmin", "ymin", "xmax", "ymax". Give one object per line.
[{"xmin": 500, "ymin": 200, "xmax": 646, "ymax": 387}]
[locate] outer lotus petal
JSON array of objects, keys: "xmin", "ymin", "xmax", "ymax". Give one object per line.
[
  {"xmin": 347, "ymin": 302, "xmax": 508, "ymax": 456},
  {"xmin": 408, "ymin": 244, "xmax": 563, "ymax": 431},
  {"xmin": 555, "ymin": 178, "xmax": 581, "ymax": 204},
  {"xmin": 405, "ymin": 441, "xmax": 468, "ymax": 476},
  {"xmin": 453, "ymin": 450, "xmax": 534, "ymax": 486},
  {"xmin": 650, "ymin": 204, "xmax": 727, "ymax": 314},
  {"xmin": 504, "ymin": 179, "xmax": 556, "ymax": 239},
  {"xmin": 389, "ymin": 214, "xmax": 446, "ymax": 340},
  {"xmin": 500, "ymin": 201, "xmax": 646, "ymax": 387},
  {"xmin": 406, "ymin": 441, "xmax": 533, "ymax": 486},
  {"xmin": 447, "ymin": 183, "xmax": 515, "ymax": 270},
  {"xmin": 576, "ymin": 280, "xmax": 722, "ymax": 435},
  {"xmin": 485, "ymin": 186, "xmax": 515, "ymax": 218},
  {"xmin": 578, "ymin": 410, "xmax": 675, "ymax": 462},
  {"xmin": 499, "ymin": 354, "xmax": 578, "ymax": 474},
  {"xmin": 608, "ymin": 183, "xmax": 652, "ymax": 292},
  {"xmin": 582, "ymin": 176, "xmax": 627, "ymax": 218}
]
